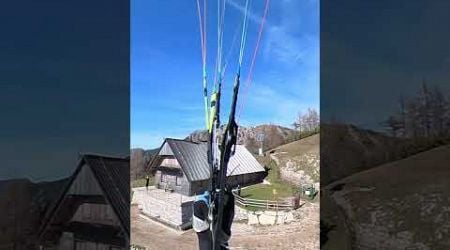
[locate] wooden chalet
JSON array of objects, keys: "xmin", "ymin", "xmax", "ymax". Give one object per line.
[
  {"xmin": 38, "ymin": 154, "xmax": 129, "ymax": 250},
  {"xmin": 148, "ymin": 138, "xmax": 267, "ymax": 196}
]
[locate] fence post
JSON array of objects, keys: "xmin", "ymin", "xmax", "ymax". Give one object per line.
[{"xmin": 276, "ymin": 200, "xmax": 278, "ymax": 214}]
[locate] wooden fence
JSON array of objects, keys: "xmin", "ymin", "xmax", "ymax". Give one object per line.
[{"xmin": 233, "ymin": 191, "xmax": 299, "ymax": 211}]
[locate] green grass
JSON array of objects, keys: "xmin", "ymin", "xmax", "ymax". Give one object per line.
[
  {"xmin": 240, "ymin": 158, "xmax": 297, "ymax": 201},
  {"xmin": 240, "ymin": 183, "xmax": 296, "ymax": 200},
  {"xmin": 131, "ymin": 176, "xmax": 154, "ymax": 188}
]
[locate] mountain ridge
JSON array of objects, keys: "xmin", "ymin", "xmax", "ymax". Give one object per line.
[
  {"xmin": 0, "ymin": 177, "xmax": 68, "ymax": 248},
  {"xmin": 130, "ymin": 124, "xmax": 298, "ymax": 180}
]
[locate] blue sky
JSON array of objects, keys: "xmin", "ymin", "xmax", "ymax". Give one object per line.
[
  {"xmin": 1, "ymin": 0, "xmax": 129, "ymax": 181},
  {"xmin": 131, "ymin": 0, "xmax": 319, "ymax": 149},
  {"xmin": 321, "ymin": 0, "xmax": 450, "ymax": 130}
]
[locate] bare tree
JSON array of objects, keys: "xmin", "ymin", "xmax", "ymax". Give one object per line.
[
  {"xmin": 383, "ymin": 115, "xmax": 403, "ymax": 137},
  {"xmin": 385, "ymin": 80, "xmax": 449, "ymax": 141},
  {"xmin": 293, "ymin": 108, "xmax": 319, "ymax": 132}
]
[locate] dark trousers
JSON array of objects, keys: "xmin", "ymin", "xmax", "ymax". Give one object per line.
[
  {"xmin": 197, "ymin": 230, "xmax": 229, "ymax": 250},
  {"xmin": 197, "ymin": 230, "xmax": 212, "ymax": 250}
]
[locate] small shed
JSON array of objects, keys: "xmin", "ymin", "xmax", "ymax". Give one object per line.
[
  {"xmin": 148, "ymin": 138, "xmax": 267, "ymax": 196},
  {"xmin": 38, "ymin": 154, "xmax": 129, "ymax": 250}
]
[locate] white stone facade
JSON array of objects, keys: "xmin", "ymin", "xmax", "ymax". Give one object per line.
[{"xmin": 132, "ymin": 187, "xmax": 194, "ymax": 229}]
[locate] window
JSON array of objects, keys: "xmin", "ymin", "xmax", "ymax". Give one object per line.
[
  {"xmin": 160, "ymin": 173, "xmax": 165, "ymax": 183},
  {"xmin": 176, "ymin": 176, "xmax": 182, "ymax": 186}
]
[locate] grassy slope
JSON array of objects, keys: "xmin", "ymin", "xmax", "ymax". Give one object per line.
[
  {"xmin": 241, "ymin": 134, "xmax": 320, "ymax": 205},
  {"xmin": 271, "ymin": 133, "xmax": 319, "ymax": 157},
  {"xmin": 240, "ymin": 155, "xmax": 297, "ymax": 201},
  {"xmin": 322, "ymin": 144, "xmax": 450, "ymax": 248},
  {"xmin": 271, "ymin": 133, "xmax": 320, "ymax": 183}
]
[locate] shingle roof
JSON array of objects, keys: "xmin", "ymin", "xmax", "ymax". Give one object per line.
[{"xmin": 154, "ymin": 138, "xmax": 265, "ymax": 182}]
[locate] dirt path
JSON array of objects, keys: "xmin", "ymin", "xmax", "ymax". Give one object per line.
[
  {"xmin": 131, "ymin": 205, "xmax": 198, "ymax": 250},
  {"xmin": 269, "ymin": 153, "xmax": 280, "ymax": 165},
  {"xmin": 131, "ymin": 202, "xmax": 319, "ymax": 250}
]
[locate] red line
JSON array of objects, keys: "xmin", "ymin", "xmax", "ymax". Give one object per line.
[{"xmin": 238, "ymin": 0, "xmax": 270, "ymax": 120}]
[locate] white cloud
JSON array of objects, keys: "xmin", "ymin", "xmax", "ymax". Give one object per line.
[
  {"xmin": 226, "ymin": 0, "xmax": 318, "ymax": 68},
  {"xmin": 132, "ymin": 0, "xmax": 319, "ymax": 139},
  {"xmin": 230, "ymin": 0, "xmax": 319, "ymax": 126},
  {"xmin": 226, "ymin": 0, "xmax": 318, "ymax": 66},
  {"xmin": 227, "ymin": 0, "xmax": 266, "ymax": 25},
  {"xmin": 263, "ymin": 1, "xmax": 319, "ymax": 67},
  {"xmin": 244, "ymin": 82, "xmax": 318, "ymax": 126},
  {"xmin": 264, "ymin": 26, "xmax": 303, "ymax": 64}
]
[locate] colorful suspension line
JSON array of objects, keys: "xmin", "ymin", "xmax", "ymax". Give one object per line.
[
  {"xmin": 196, "ymin": 0, "xmax": 210, "ymax": 130},
  {"xmin": 208, "ymin": 3, "xmax": 227, "ymax": 249},
  {"xmin": 211, "ymin": 0, "xmax": 251, "ymax": 249},
  {"xmin": 222, "ymin": 17, "xmax": 243, "ymax": 81},
  {"xmin": 237, "ymin": 0, "xmax": 251, "ymax": 73},
  {"xmin": 210, "ymin": 0, "xmax": 225, "ymax": 247},
  {"xmin": 237, "ymin": 0, "xmax": 270, "ymax": 120},
  {"xmin": 195, "ymin": 0, "xmax": 268, "ymax": 248},
  {"xmin": 213, "ymin": 0, "xmax": 227, "ymax": 92},
  {"xmin": 209, "ymin": 0, "xmax": 226, "ymax": 207}
]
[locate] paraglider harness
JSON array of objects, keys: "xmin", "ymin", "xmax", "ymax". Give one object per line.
[
  {"xmin": 193, "ymin": 0, "xmax": 270, "ymax": 249},
  {"xmin": 209, "ymin": 75, "xmax": 240, "ymax": 250}
]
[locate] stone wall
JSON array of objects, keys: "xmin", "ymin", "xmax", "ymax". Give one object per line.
[
  {"xmin": 234, "ymin": 205, "xmax": 295, "ymax": 226},
  {"xmin": 133, "ymin": 187, "xmax": 297, "ymax": 229},
  {"xmin": 133, "ymin": 187, "xmax": 194, "ymax": 229}
]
